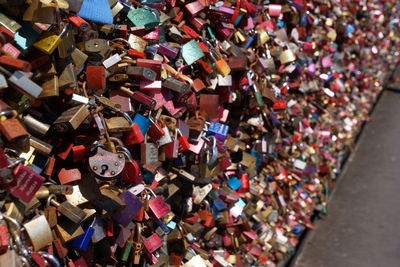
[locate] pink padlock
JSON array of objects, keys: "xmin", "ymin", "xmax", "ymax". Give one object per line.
[{"xmin": 269, "ymin": 4, "xmax": 282, "ymax": 17}]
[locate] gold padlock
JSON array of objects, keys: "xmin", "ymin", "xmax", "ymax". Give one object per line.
[
  {"xmin": 39, "ymin": 75, "xmax": 59, "ymax": 98},
  {"xmin": 105, "ymin": 116, "xmax": 131, "ymax": 133},
  {"xmin": 279, "ymin": 49, "xmax": 296, "ymax": 64},
  {"xmin": 33, "ymin": 24, "xmax": 68, "ymax": 55}
]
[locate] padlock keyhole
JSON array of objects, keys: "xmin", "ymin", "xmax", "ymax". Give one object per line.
[{"xmin": 100, "ymin": 164, "xmax": 109, "ymax": 175}]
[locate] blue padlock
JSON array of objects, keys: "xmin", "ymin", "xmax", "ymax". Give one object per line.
[
  {"xmin": 243, "ymin": 35, "xmax": 255, "ymax": 50},
  {"xmin": 70, "ymin": 219, "xmax": 95, "ymax": 251},
  {"xmin": 227, "ymin": 177, "xmax": 242, "ymax": 191},
  {"xmin": 132, "ymin": 113, "xmax": 151, "ymax": 136},
  {"xmin": 208, "ymin": 121, "xmax": 229, "ymax": 141},
  {"xmin": 213, "ymin": 198, "xmax": 227, "ymax": 211},
  {"xmin": 166, "ymin": 220, "xmax": 177, "ymax": 230},
  {"xmin": 77, "ymin": 0, "xmax": 113, "ymax": 25},
  {"xmin": 236, "ymin": 198, "xmax": 246, "ymax": 208}
]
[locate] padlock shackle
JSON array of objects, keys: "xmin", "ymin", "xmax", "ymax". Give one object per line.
[
  {"xmin": 0, "ymin": 109, "xmax": 17, "ymax": 119},
  {"xmin": 46, "ymin": 194, "xmax": 57, "ymax": 207},
  {"xmin": 144, "ymin": 186, "xmax": 157, "ymax": 198},
  {"xmin": 117, "ymin": 145, "xmax": 134, "ymax": 161},
  {"xmin": 134, "ymin": 222, "xmax": 143, "ymax": 242},
  {"xmin": 6, "ymin": 157, "xmax": 25, "ymax": 169},
  {"xmin": 121, "ymin": 111, "xmax": 134, "ymax": 125},
  {"xmin": 39, "ymin": 251, "xmax": 62, "ymax": 267},
  {"xmin": 2, "ymin": 214, "xmax": 31, "ymax": 259},
  {"xmin": 109, "ymin": 136, "xmax": 125, "ymax": 147}
]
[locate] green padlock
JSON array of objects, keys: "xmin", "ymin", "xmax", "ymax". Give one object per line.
[
  {"xmin": 181, "ymin": 39, "xmax": 204, "ymax": 65},
  {"xmin": 127, "ymin": 8, "xmax": 159, "ymax": 30}
]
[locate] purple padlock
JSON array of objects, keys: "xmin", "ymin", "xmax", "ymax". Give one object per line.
[{"xmin": 112, "ymin": 191, "xmax": 143, "ymax": 227}]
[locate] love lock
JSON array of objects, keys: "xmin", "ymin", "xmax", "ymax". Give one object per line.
[
  {"xmin": 202, "ymin": 135, "xmax": 218, "ymax": 168},
  {"xmin": 88, "ymin": 140, "xmax": 126, "ymax": 180}
]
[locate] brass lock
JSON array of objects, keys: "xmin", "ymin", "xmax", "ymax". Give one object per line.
[
  {"xmin": 33, "ymin": 24, "xmax": 69, "ymax": 55},
  {"xmin": 52, "ymin": 104, "xmax": 90, "ymax": 133}
]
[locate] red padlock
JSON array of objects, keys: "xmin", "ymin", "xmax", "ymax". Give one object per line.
[
  {"xmin": 10, "ymin": 163, "xmax": 45, "ymax": 203},
  {"xmin": 127, "ymin": 49, "xmax": 146, "ymax": 58},
  {"xmin": 143, "ymin": 233, "xmax": 163, "ymax": 253},
  {"xmin": 177, "ymin": 130, "xmax": 190, "ymax": 152},
  {"xmin": 124, "ymin": 123, "xmax": 145, "ymax": 145},
  {"xmin": 273, "ymin": 100, "xmax": 287, "ymax": 110},
  {"xmin": 122, "ymin": 157, "xmax": 143, "ymax": 185},
  {"xmin": 86, "ymin": 66, "xmax": 106, "ymax": 90},
  {"xmin": 146, "ymin": 187, "xmax": 170, "ymax": 219},
  {"xmin": 147, "ymin": 118, "xmax": 165, "ymax": 142},
  {"xmin": 58, "ymin": 168, "xmax": 82, "ymax": 184},
  {"xmin": 31, "ymin": 252, "xmax": 47, "ymax": 267},
  {"xmin": 0, "ymin": 26, "xmax": 13, "ymax": 44},
  {"xmin": 0, "ymin": 223, "xmax": 9, "ymax": 255},
  {"xmin": 0, "ymin": 55, "xmax": 31, "ymax": 72}
]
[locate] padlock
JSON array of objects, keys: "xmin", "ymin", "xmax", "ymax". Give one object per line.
[
  {"xmin": 30, "ymin": 136, "xmax": 53, "ymax": 156},
  {"xmin": 5, "ymin": 161, "xmax": 44, "ymax": 203},
  {"xmin": 0, "ymin": 110, "xmax": 29, "ymax": 152},
  {"xmin": 121, "ymin": 149, "xmax": 143, "ymax": 184},
  {"xmin": 58, "ymin": 168, "xmax": 82, "ymax": 184},
  {"xmin": 22, "ymin": 115, "xmax": 50, "ymax": 139},
  {"xmin": 126, "ymin": 66, "xmax": 157, "ymax": 81},
  {"xmin": 0, "ymin": 13, "xmax": 21, "ymax": 34},
  {"xmin": 181, "ymin": 39, "xmax": 204, "ymax": 65},
  {"xmin": 88, "ymin": 144, "xmax": 125, "ymax": 180},
  {"xmin": 125, "ymin": 123, "xmax": 145, "ymax": 145},
  {"xmin": 105, "ymin": 116, "xmax": 131, "ymax": 133},
  {"xmin": 23, "ymin": 214, "xmax": 53, "ymax": 250},
  {"xmin": 58, "ymin": 24, "xmax": 75, "ymax": 58},
  {"xmin": 70, "ymin": 219, "xmax": 95, "ymax": 251},
  {"xmin": 39, "ymin": 75, "xmax": 59, "ymax": 99},
  {"xmin": 162, "ymin": 78, "xmax": 190, "ymax": 94},
  {"xmin": 177, "ymin": 129, "xmax": 190, "ymax": 152},
  {"xmin": 84, "ymin": 38, "xmax": 108, "ymax": 53},
  {"xmin": 127, "ymin": 34, "xmax": 148, "ymax": 52},
  {"xmin": 86, "ymin": 65, "xmax": 106, "ymax": 90},
  {"xmin": 112, "ymin": 191, "xmax": 143, "ymax": 227},
  {"xmin": 145, "ymin": 187, "xmax": 170, "ymax": 220},
  {"xmin": 52, "ymin": 105, "xmax": 90, "ymax": 133},
  {"xmin": 143, "ymin": 232, "xmax": 163, "ymax": 254},
  {"xmin": 120, "ymin": 87, "xmax": 156, "ymax": 110},
  {"xmin": 132, "ymin": 222, "xmax": 143, "ymax": 265},
  {"xmin": 127, "ymin": 8, "xmax": 159, "ymax": 30},
  {"xmin": 33, "ymin": 24, "xmax": 68, "ymax": 54},
  {"xmin": 140, "ymin": 142, "xmax": 159, "ymax": 165},
  {"xmin": 0, "ymin": 56, "xmax": 31, "ymax": 72},
  {"xmin": 5, "ymin": 70, "xmax": 43, "ymax": 99},
  {"xmin": 0, "ymin": 214, "xmax": 9, "ymax": 255},
  {"xmin": 148, "ymin": 117, "xmax": 165, "ymax": 142},
  {"xmin": 47, "ymin": 194, "xmax": 87, "ymax": 224},
  {"xmin": 279, "ymin": 49, "xmax": 296, "ymax": 64}
]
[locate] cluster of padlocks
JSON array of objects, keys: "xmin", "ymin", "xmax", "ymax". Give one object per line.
[{"xmin": 0, "ymin": 0, "xmax": 398, "ymax": 266}]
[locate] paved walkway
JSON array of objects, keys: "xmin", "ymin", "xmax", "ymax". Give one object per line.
[{"xmin": 292, "ymin": 90, "xmax": 400, "ymax": 267}]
